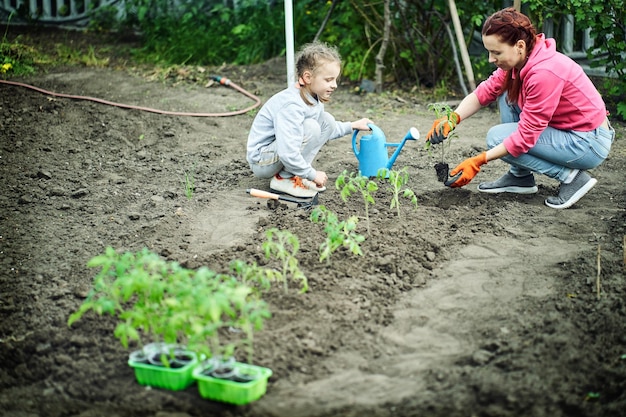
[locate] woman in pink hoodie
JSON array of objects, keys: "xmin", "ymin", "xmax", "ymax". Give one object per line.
[{"xmin": 426, "ymin": 7, "xmax": 615, "ymax": 209}]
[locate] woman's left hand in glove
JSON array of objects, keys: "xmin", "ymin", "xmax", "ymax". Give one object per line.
[{"xmin": 445, "ymin": 151, "xmax": 488, "ymax": 188}]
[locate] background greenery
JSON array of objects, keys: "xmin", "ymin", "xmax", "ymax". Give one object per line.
[{"xmin": 2, "ymin": 0, "xmax": 624, "ymax": 118}]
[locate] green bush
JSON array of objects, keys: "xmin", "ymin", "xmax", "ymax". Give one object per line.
[
  {"xmin": 5, "ymin": 0, "xmax": 624, "ymax": 114},
  {"xmin": 571, "ymin": 1, "xmax": 625, "ymax": 120},
  {"xmin": 1, "ymin": 13, "xmax": 37, "ymax": 77}
]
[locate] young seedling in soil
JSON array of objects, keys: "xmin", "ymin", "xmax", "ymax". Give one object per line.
[
  {"xmin": 377, "ymin": 167, "xmax": 418, "ymax": 218},
  {"xmin": 310, "ymin": 205, "xmax": 365, "ymax": 264},
  {"xmin": 185, "ymin": 269, "xmax": 271, "ymax": 367},
  {"xmin": 427, "ymin": 102, "xmax": 458, "ymax": 183},
  {"xmin": 67, "ymin": 247, "xmax": 175, "ymax": 351},
  {"xmin": 229, "ymin": 259, "xmax": 281, "ymax": 295},
  {"xmin": 262, "ymin": 228, "xmax": 308, "ymax": 293},
  {"xmin": 182, "ymin": 162, "xmax": 196, "ymax": 200},
  {"xmin": 335, "ymin": 169, "xmax": 378, "ymax": 235}
]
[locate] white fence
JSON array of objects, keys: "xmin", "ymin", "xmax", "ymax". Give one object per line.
[
  {"xmin": 542, "ymin": 17, "xmax": 607, "ymax": 77},
  {"xmin": 0, "ymin": 0, "xmax": 122, "ymax": 27}
]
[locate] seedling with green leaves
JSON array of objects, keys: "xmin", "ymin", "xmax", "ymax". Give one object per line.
[
  {"xmin": 261, "ymin": 228, "xmax": 308, "ymax": 293},
  {"xmin": 67, "ymin": 247, "xmax": 270, "ymax": 366},
  {"xmin": 67, "ymin": 247, "xmax": 174, "ymax": 349},
  {"xmin": 426, "ymin": 102, "xmax": 458, "ymax": 157},
  {"xmin": 183, "ymin": 269, "xmax": 270, "ymax": 364},
  {"xmin": 377, "ymin": 167, "xmax": 418, "ymax": 218},
  {"xmin": 335, "ymin": 169, "xmax": 378, "ymax": 235},
  {"xmin": 229, "ymin": 259, "xmax": 282, "ymax": 295},
  {"xmin": 182, "ymin": 162, "xmax": 196, "ymax": 200},
  {"xmin": 427, "ymin": 102, "xmax": 458, "ymax": 182},
  {"xmin": 310, "ymin": 205, "xmax": 365, "ymax": 264}
]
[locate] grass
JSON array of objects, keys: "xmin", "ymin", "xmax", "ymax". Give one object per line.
[
  {"xmin": 1, "ymin": 16, "xmax": 38, "ymax": 77},
  {"xmin": 0, "ymin": 21, "xmax": 139, "ymax": 79}
]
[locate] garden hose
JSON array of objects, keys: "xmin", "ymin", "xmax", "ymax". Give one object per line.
[{"xmin": 0, "ymin": 75, "xmax": 261, "ymax": 117}]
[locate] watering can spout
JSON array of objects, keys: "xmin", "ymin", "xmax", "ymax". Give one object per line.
[
  {"xmin": 386, "ymin": 127, "xmax": 420, "ymax": 170},
  {"xmin": 352, "ymin": 125, "xmax": 420, "ymax": 177}
]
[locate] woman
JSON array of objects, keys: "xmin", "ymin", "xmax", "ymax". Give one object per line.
[
  {"xmin": 247, "ymin": 41, "xmax": 372, "ymax": 198},
  {"xmin": 426, "ymin": 7, "xmax": 614, "ymax": 209}
]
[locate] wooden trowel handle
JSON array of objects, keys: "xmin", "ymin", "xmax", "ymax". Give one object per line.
[{"xmin": 247, "ymin": 188, "xmax": 280, "ymax": 200}]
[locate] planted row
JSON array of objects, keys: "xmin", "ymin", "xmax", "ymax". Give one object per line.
[{"xmin": 65, "ymin": 168, "xmax": 418, "ymax": 402}]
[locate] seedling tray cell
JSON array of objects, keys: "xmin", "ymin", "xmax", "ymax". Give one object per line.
[
  {"xmin": 193, "ymin": 362, "xmax": 272, "ymax": 405},
  {"xmin": 128, "ymin": 355, "xmax": 198, "ymax": 391}
]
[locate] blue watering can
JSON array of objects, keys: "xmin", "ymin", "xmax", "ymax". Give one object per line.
[{"xmin": 352, "ymin": 124, "xmax": 420, "ymax": 177}]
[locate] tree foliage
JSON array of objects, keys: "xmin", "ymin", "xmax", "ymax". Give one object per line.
[
  {"xmin": 7, "ymin": 0, "xmax": 625, "ymax": 118},
  {"xmin": 526, "ymin": 0, "xmax": 626, "ymax": 118}
]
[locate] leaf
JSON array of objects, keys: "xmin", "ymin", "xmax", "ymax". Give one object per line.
[{"xmin": 114, "ymin": 322, "xmax": 140, "ymax": 349}]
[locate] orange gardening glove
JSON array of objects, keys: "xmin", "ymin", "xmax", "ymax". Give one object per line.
[
  {"xmin": 426, "ymin": 112, "xmax": 461, "ymax": 144},
  {"xmin": 445, "ymin": 151, "xmax": 488, "ymax": 188}
]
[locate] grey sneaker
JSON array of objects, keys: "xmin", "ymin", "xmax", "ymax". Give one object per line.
[
  {"xmin": 478, "ymin": 172, "xmax": 538, "ymax": 194},
  {"xmin": 545, "ymin": 171, "xmax": 597, "ymax": 209}
]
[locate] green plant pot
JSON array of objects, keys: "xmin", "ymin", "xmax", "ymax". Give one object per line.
[
  {"xmin": 128, "ymin": 351, "xmax": 199, "ymax": 391},
  {"xmin": 192, "ymin": 361, "xmax": 272, "ymax": 405}
]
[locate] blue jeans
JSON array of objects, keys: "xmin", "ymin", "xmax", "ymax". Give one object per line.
[{"xmin": 485, "ymin": 94, "xmax": 615, "ymax": 182}]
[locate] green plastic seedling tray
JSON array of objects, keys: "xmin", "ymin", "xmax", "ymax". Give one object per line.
[
  {"xmin": 193, "ymin": 362, "xmax": 272, "ymax": 405},
  {"xmin": 128, "ymin": 354, "xmax": 199, "ymax": 391}
]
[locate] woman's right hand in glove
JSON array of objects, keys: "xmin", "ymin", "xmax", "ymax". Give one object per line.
[{"xmin": 426, "ymin": 112, "xmax": 461, "ymax": 144}]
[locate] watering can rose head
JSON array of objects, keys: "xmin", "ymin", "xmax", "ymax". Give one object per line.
[{"xmin": 352, "ymin": 124, "xmax": 419, "ymax": 177}]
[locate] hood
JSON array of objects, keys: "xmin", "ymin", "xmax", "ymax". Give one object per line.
[{"xmin": 519, "ymin": 33, "xmax": 557, "ymax": 79}]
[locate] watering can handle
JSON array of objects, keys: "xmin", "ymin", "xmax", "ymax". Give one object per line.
[
  {"xmin": 352, "ymin": 123, "xmax": 377, "ymax": 157},
  {"xmin": 352, "ymin": 129, "xmax": 359, "ymax": 157}
]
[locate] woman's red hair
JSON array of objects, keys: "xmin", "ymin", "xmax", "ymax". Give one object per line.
[{"xmin": 482, "ymin": 7, "xmax": 537, "ymax": 103}]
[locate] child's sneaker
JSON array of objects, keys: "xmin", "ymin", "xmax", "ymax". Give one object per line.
[
  {"xmin": 302, "ymin": 178, "xmax": 326, "ymax": 192},
  {"xmin": 270, "ymin": 174, "xmax": 318, "ymax": 198}
]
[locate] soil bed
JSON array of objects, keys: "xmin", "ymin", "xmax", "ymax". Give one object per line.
[{"xmin": 0, "ymin": 28, "xmax": 625, "ymax": 417}]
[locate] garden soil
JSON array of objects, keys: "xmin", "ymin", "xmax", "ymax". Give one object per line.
[{"xmin": 1, "ymin": 29, "xmax": 625, "ymax": 417}]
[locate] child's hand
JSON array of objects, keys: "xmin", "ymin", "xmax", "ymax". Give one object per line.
[
  {"xmin": 351, "ymin": 118, "xmax": 374, "ymax": 131},
  {"xmin": 314, "ymin": 171, "xmax": 328, "ymax": 188}
]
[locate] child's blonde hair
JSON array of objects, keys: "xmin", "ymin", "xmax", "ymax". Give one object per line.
[{"xmin": 295, "ymin": 41, "xmax": 342, "ymax": 105}]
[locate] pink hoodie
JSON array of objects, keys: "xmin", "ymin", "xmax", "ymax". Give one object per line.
[{"xmin": 474, "ymin": 34, "xmax": 607, "ymax": 157}]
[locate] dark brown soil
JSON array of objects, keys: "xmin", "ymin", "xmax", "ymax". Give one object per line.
[
  {"xmin": 0, "ymin": 28, "xmax": 625, "ymax": 417},
  {"xmin": 434, "ymin": 162, "xmax": 450, "ymax": 183}
]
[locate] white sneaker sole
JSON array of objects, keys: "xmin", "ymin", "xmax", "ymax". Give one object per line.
[
  {"xmin": 545, "ymin": 178, "xmax": 597, "ymax": 209},
  {"xmin": 269, "ymin": 187, "xmax": 317, "ymax": 198}
]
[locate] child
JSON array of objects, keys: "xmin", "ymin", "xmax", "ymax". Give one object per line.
[{"xmin": 247, "ymin": 41, "xmax": 373, "ymax": 198}]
